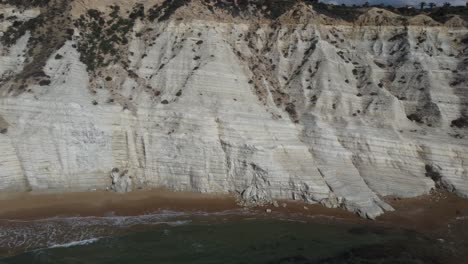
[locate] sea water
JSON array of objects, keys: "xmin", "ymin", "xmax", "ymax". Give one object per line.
[{"xmin": 0, "ymin": 210, "xmax": 466, "ymax": 264}]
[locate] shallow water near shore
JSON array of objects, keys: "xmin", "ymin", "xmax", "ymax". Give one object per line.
[{"xmin": 1, "ymin": 210, "xmax": 467, "ymax": 264}]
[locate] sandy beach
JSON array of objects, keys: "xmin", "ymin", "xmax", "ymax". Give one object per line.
[
  {"xmin": 0, "ymin": 189, "xmax": 240, "ymax": 220},
  {"xmin": 379, "ymin": 191, "xmax": 468, "ymax": 232},
  {"xmin": 1, "ymin": 189, "xmax": 468, "ymax": 261},
  {"xmin": 0, "ymin": 188, "xmax": 467, "ymax": 232}
]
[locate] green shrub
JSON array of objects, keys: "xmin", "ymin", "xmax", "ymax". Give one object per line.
[
  {"xmin": 39, "ymin": 79, "xmax": 51, "ymax": 86},
  {"xmin": 451, "ymin": 116, "xmax": 468, "ymax": 128}
]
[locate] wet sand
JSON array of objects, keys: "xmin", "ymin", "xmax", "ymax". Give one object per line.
[
  {"xmin": 379, "ymin": 190, "xmax": 468, "ymax": 232},
  {"xmin": 0, "ymin": 189, "xmax": 467, "ymax": 231},
  {"xmin": 0, "ymin": 189, "xmax": 240, "ymax": 220},
  {"xmin": 1, "ymin": 189, "xmax": 468, "ymax": 260}
]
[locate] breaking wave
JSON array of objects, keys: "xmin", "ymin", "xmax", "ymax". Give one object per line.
[
  {"xmin": 0, "ymin": 209, "xmax": 249, "ymax": 255},
  {"xmin": 48, "ymin": 238, "xmax": 101, "ymax": 249}
]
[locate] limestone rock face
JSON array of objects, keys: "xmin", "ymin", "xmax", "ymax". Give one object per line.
[
  {"xmin": 0, "ymin": 1, "xmax": 467, "ymax": 219},
  {"xmin": 110, "ymin": 168, "xmax": 134, "ymax": 193}
]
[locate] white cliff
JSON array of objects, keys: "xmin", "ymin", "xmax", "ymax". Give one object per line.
[{"xmin": 0, "ymin": 0, "xmax": 467, "ymax": 219}]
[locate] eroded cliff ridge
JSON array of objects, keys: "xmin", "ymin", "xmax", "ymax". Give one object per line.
[{"xmin": 0, "ymin": 0, "xmax": 467, "ymax": 218}]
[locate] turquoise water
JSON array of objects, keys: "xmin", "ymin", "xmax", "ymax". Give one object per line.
[{"xmin": 0, "ymin": 211, "xmax": 464, "ymax": 263}]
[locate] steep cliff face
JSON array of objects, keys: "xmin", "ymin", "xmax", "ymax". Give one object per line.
[{"xmin": 0, "ymin": 0, "xmax": 467, "ymax": 218}]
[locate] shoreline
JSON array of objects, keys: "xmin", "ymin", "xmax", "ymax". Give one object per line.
[
  {"xmin": 1, "ymin": 189, "xmax": 468, "ymax": 259},
  {"xmin": 0, "ymin": 189, "xmax": 241, "ymax": 220},
  {"xmin": 0, "ymin": 189, "xmax": 467, "ymax": 232}
]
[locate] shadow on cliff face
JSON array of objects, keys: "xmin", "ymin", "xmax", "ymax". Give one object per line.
[{"xmin": 0, "ymin": 115, "xmax": 8, "ymax": 134}]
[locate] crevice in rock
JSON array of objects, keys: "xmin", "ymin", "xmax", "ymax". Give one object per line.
[
  {"xmin": 425, "ymin": 164, "xmax": 455, "ymax": 192},
  {"xmin": 109, "ymin": 167, "xmax": 134, "ymax": 192}
]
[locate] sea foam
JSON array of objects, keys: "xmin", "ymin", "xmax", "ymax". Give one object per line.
[{"xmin": 49, "ymin": 238, "xmax": 101, "ymax": 249}]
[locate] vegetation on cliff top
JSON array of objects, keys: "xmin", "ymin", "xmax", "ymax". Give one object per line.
[
  {"xmin": 0, "ymin": 0, "xmax": 71, "ymax": 93},
  {"xmin": 0, "ymin": 0, "xmax": 466, "ymax": 91},
  {"xmin": 74, "ymin": 5, "xmax": 140, "ymax": 71}
]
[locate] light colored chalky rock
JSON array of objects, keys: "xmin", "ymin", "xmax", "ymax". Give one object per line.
[
  {"xmin": 0, "ymin": 4, "xmax": 467, "ymax": 219},
  {"xmin": 110, "ymin": 168, "xmax": 134, "ymax": 193}
]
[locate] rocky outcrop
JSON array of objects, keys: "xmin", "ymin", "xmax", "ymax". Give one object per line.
[
  {"xmin": 0, "ymin": 0, "xmax": 467, "ymax": 219},
  {"xmin": 110, "ymin": 168, "xmax": 134, "ymax": 193}
]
